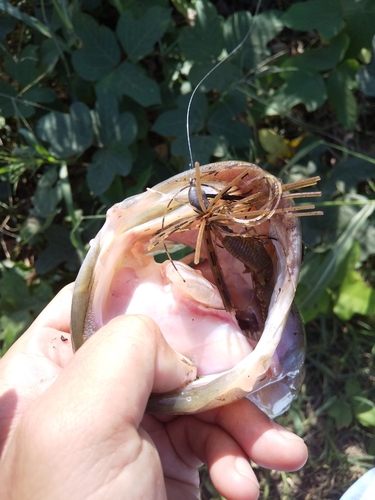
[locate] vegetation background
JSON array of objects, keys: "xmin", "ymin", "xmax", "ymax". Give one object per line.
[{"xmin": 1, "ymin": 0, "xmax": 375, "ymax": 498}]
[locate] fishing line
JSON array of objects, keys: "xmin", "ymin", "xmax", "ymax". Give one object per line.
[{"xmin": 185, "ymin": 0, "xmax": 263, "ymax": 171}]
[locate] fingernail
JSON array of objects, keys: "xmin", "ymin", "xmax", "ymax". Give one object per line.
[{"xmin": 271, "ymin": 421, "xmax": 305, "ymax": 442}]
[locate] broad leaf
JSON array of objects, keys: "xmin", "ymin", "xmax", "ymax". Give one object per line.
[
  {"xmin": 4, "ymin": 45, "xmax": 40, "ymax": 86},
  {"xmin": 282, "ymin": 34, "xmax": 349, "ymax": 73},
  {"xmin": 152, "ymin": 93, "xmax": 207, "ymax": 137},
  {"xmin": 327, "ymin": 63, "xmax": 358, "ymax": 130},
  {"xmin": 171, "ymin": 134, "xmax": 227, "ymax": 169},
  {"xmin": 343, "ymin": 3, "xmax": 375, "ymax": 57},
  {"xmin": 357, "ymin": 36, "xmax": 375, "ymax": 96},
  {"xmin": 224, "ymin": 10, "xmax": 283, "ymax": 70},
  {"xmin": 113, "ymin": 62, "xmax": 162, "ymax": 106},
  {"xmin": 23, "ymin": 87, "xmax": 57, "ymax": 104},
  {"xmin": 72, "ymin": 12, "xmax": 121, "ymax": 81},
  {"xmin": 95, "ymin": 93, "xmax": 137, "ymax": 146},
  {"xmin": 188, "ymin": 61, "xmax": 240, "ymax": 93},
  {"xmin": 0, "ymin": 0, "xmax": 52, "ymax": 38},
  {"xmin": 267, "ymin": 71, "xmax": 327, "ymax": 114},
  {"xmin": 179, "ymin": 0, "xmax": 224, "ymax": 64},
  {"xmin": 0, "ymin": 13, "xmax": 16, "ymax": 41},
  {"xmin": 112, "ymin": 0, "xmax": 168, "ymax": 16},
  {"xmin": 36, "ymin": 102, "xmax": 94, "ymax": 158},
  {"xmin": 298, "ymin": 203, "xmax": 375, "ymax": 320},
  {"xmin": 117, "ymin": 7, "xmax": 171, "ymax": 62},
  {"xmin": 31, "ymin": 167, "xmax": 61, "ymax": 218},
  {"xmin": 282, "ymin": 0, "xmax": 343, "ymax": 39},
  {"xmin": 86, "ymin": 144, "xmax": 132, "ymax": 195},
  {"xmin": 35, "ymin": 225, "xmax": 78, "ymax": 274},
  {"xmin": 207, "ymin": 93, "xmax": 251, "ymax": 148},
  {"xmin": 328, "ymin": 398, "xmax": 353, "ymax": 428}
]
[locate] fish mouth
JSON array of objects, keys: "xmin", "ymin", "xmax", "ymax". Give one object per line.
[{"xmin": 71, "ymin": 161, "xmax": 321, "ymax": 416}]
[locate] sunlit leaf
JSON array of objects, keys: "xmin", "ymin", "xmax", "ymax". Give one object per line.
[
  {"xmin": 224, "ymin": 10, "xmax": 283, "ymax": 70},
  {"xmin": 282, "ymin": 33, "xmax": 349, "ymax": 72},
  {"xmin": 298, "ymin": 203, "xmax": 375, "ymax": 319},
  {"xmin": 267, "ymin": 71, "xmax": 327, "ymax": 114},
  {"xmin": 258, "ymin": 129, "xmax": 292, "ymax": 163},
  {"xmin": 179, "ymin": 0, "xmax": 224, "ymax": 64},
  {"xmin": 36, "ymin": 102, "xmax": 94, "ymax": 158}
]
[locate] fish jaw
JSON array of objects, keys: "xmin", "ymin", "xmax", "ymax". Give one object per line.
[{"xmin": 71, "ymin": 161, "xmax": 306, "ymax": 415}]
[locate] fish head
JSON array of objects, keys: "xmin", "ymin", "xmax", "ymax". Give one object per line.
[{"xmin": 71, "ymin": 161, "xmax": 321, "ymax": 416}]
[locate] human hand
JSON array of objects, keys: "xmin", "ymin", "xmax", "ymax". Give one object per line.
[{"xmin": 0, "ymin": 284, "xmax": 307, "ymax": 500}]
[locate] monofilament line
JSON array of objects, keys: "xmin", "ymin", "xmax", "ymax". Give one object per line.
[{"xmin": 185, "ymin": 0, "xmax": 263, "ymax": 171}]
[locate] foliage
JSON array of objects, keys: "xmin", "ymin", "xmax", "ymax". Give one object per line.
[{"xmin": 1, "ymin": 0, "xmax": 375, "ymax": 498}]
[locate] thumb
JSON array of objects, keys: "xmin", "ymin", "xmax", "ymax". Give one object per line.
[{"xmin": 62, "ymin": 314, "xmax": 197, "ymax": 426}]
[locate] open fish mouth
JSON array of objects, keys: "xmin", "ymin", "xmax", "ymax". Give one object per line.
[{"xmin": 71, "ymin": 161, "xmax": 321, "ymax": 417}]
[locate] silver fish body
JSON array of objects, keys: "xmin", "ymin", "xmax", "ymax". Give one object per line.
[{"xmin": 71, "ymin": 161, "xmax": 320, "ymax": 417}]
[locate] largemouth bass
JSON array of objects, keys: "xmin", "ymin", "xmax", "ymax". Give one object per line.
[{"xmin": 71, "ymin": 161, "xmax": 321, "ymax": 417}]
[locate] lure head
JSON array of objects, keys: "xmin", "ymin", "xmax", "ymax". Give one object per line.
[{"xmin": 71, "ymin": 161, "xmax": 321, "ymax": 416}]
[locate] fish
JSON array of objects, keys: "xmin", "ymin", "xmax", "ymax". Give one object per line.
[{"xmin": 71, "ymin": 160, "xmax": 321, "ymax": 417}]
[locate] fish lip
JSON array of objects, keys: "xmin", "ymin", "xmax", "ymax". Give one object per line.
[{"xmin": 71, "ymin": 162, "xmax": 306, "ymax": 414}]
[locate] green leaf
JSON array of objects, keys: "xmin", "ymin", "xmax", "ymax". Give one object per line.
[
  {"xmin": 327, "ymin": 63, "xmax": 358, "ymax": 130},
  {"xmin": 328, "ymin": 398, "xmax": 353, "ymax": 428},
  {"xmin": 0, "ymin": 0, "xmax": 52, "ymax": 38},
  {"xmin": 345, "ymin": 379, "xmax": 362, "ymax": 398},
  {"xmin": 36, "ymin": 102, "xmax": 94, "ymax": 158},
  {"xmin": 35, "ymin": 226, "xmax": 78, "ymax": 274},
  {"xmin": 152, "ymin": 93, "xmax": 207, "ymax": 137},
  {"xmin": 23, "ymin": 87, "xmax": 57, "ymax": 104},
  {"xmin": 112, "ymin": 0, "xmax": 168, "ymax": 16},
  {"xmin": 31, "ymin": 167, "xmax": 61, "ymax": 218},
  {"xmin": 343, "ymin": 3, "xmax": 375, "ymax": 57},
  {"xmin": 0, "ymin": 80, "xmax": 36, "ymax": 118},
  {"xmin": 4, "ymin": 45, "xmax": 40, "ymax": 86},
  {"xmin": 355, "ymin": 406, "xmax": 375, "ymax": 427},
  {"xmin": 95, "ymin": 93, "xmax": 137, "ymax": 145},
  {"xmin": 282, "ymin": 34, "xmax": 349, "ymax": 73},
  {"xmin": 0, "ymin": 13, "xmax": 16, "ymax": 42},
  {"xmin": 86, "ymin": 144, "xmax": 132, "ymax": 195},
  {"xmin": 298, "ymin": 203, "xmax": 375, "ymax": 319},
  {"xmin": 224, "ymin": 10, "xmax": 283, "ymax": 70},
  {"xmin": 179, "ymin": 0, "xmax": 224, "ymax": 64},
  {"xmin": 334, "ymin": 268, "xmax": 375, "ymax": 320},
  {"xmin": 352, "ymin": 396, "xmax": 375, "ymax": 427},
  {"xmin": 38, "ymin": 39, "xmax": 60, "ymax": 74},
  {"xmin": 117, "ymin": 7, "xmax": 171, "ymax": 62},
  {"xmin": 207, "ymin": 93, "xmax": 251, "ymax": 148},
  {"xmin": 188, "ymin": 61, "xmax": 240, "ymax": 93},
  {"xmin": 171, "ymin": 135, "xmax": 227, "ymax": 169},
  {"xmin": 357, "ymin": 36, "xmax": 375, "ymax": 96},
  {"xmin": 267, "ymin": 71, "xmax": 327, "ymax": 114},
  {"xmin": 0, "ymin": 311, "xmax": 31, "ymax": 354},
  {"xmin": 0, "ymin": 267, "xmax": 30, "ymax": 312},
  {"xmin": 72, "ymin": 12, "xmax": 121, "ymax": 81},
  {"xmin": 102, "ymin": 61, "xmax": 162, "ymax": 106},
  {"xmin": 282, "ymin": 0, "xmax": 343, "ymax": 39}
]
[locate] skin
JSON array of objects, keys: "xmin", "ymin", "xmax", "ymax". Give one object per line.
[{"xmin": 0, "ymin": 284, "xmax": 307, "ymax": 500}]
